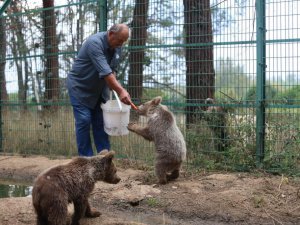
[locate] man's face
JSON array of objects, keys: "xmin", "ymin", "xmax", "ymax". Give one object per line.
[{"xmin": 108, "ymin": 31, "xmax": 128, "ymax": 49}]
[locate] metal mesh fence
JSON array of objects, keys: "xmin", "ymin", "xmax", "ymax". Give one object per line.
[{"xmin": 0, "ymin": 0, "xmax": 299, "ymax": 174}]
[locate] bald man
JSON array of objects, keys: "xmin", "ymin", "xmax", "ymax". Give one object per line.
[{"xmin": 67, "ymin": 24, "xmax": 132, "ymax": 156}]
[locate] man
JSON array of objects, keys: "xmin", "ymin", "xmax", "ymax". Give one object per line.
[{"xmin": 67, "ymin": 24, "xmax": 132, "ymax": 156}]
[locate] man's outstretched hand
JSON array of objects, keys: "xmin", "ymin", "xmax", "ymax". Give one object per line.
[
  {"xmin": 105, "ymin": 73, "xmax": 132, "ymax": 105},
  {"xmin": 118, "ymin": 89, "xmax": 131, "ymax": 105}
]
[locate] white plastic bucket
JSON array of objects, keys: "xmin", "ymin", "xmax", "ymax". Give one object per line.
[{"xmin": 101, "ymin": 91, "xmax": 131, "ymax": 136}]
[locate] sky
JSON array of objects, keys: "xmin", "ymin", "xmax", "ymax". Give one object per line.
[{"xmin": 218, "ymin": 0, "xmax": 300, "ymax": 84}]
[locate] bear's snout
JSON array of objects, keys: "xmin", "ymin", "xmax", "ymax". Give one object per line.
[
  {"xmin": 106, "ymin": 174, "xmax": 121, "ymax": 184},
  {"xmin": 113, "ymin": 176, "xmax": 121, "ymax": 184}
]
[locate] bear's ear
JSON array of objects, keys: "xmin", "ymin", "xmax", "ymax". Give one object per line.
[
  {"xmin": 99, "ymin": 149, "xmax": 109, "ymax": 155},
  {"xmin": 152, "ymin": 96, "xmax": 162, "ymax": 105},
  {"xmin": 104, "ymin": 151, "xmax": 115, "ymax": 162}
]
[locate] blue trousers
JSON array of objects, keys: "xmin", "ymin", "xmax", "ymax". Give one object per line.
[{"xmin": 69, "ymin": 94, "xmax": 110, "ymax": 156}]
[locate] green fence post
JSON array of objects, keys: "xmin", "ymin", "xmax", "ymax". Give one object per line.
[
  {"xmin": 256, "ymin": 0, "xmax": 266, "ymax": 167},
  {"xmin": 99, "ymin": 0, "xmax": 107, "ymax": 32}
]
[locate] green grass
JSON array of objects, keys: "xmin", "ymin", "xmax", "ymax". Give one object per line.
[{"xmin": 1, "ymin": 107, "xmax": 300, "ymax": 175}]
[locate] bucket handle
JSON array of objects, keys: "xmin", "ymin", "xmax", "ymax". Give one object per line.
[{"xmin": 111, "ymin": 90, "xmax": 122, "ymax": 111}]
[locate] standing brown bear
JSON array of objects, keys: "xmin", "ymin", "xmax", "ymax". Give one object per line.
[
  {"xmin": 32, "ymin": 151, "xmax": 120, "ymax": 225},
  {"xmin": 127, "ymin": 96, "xmax": 186, "ymax": 184}
]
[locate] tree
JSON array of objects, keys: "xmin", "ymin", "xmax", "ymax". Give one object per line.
[
  {"xmin": 183, "ymin": 0, "xmax": 215, "ymax": 125},
  {"xmin": 107, "ymin": 1, "xmax": 183, "ymax": 106},
  {"xmin": 0, "ymin": 15, "xmax": 8, "ymax": 103},
  {"xmin": 43, "ymin": 0, "xmax": 59, "ymax": 109},
  {"xmin": 8, "ymin": 0, "xmax": 29, "ymax": 110},
  {"xmin": 127, "ymin": 0, "xmax": 149, "ymax": 104}
]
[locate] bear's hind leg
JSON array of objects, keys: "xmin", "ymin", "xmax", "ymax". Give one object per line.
[
  {"xmin": 167, "ymin": 169, "xmax": 179, "ymax": 181},
  {"xmin": 167, "ymin": 163, "xmax": 181, "ymax": 181},
  {"xmin": 47, "ymin": 203, "xmax": 68, "ymax": 225},
  {"xmin": 71, "ymin": 197, "xmax": 88, "ymax": 225},
  {"xmin": 155, "ymin": 163, "xmax": 168, "ymax": 185},
  {"xmin": 36, "ymin": 214, "xmax": 48, "ymax": 225}
]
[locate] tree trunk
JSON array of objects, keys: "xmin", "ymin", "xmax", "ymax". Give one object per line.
[
  {"xmin": 43, "ymin": 0, "xmax": 59, "ymax": 110},
  {"xmin": 127, "ymin": 0, "xmax": 149, "ymax": 104},
  {"xmin": 10, "ymin": 0, "xmax": 28, "ymax": 110},
  {"xmin": 183, "ymin": 0, "xmax": 215, "ymax": 125},
  {"xmin": 0, "ymin": 16, "xmax": 5, "ymax": 152},
  {"xmin": 27, "ymin": 14, "xmax": 43, "ymax": 110},
  {"xmin": 0, "ymin": 17, "xmax": 8, "ymax": 103},
  {"xmin": 77, "ymin": 0, "xmax": 84, "ymax": 51},
  {"xmin": 9, "ymin": 35, "xmax": 25, "ymax": 105}
]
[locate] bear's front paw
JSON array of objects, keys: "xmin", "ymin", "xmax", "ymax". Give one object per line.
[
  {"xmin": 127, "ymin": 122, "xmax": 137, "ymax": 131},
  {"xmin": 85, "ymin": 208, "xmax": 101, "ymax": 218}
]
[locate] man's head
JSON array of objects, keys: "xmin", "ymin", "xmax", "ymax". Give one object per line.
[{"xmin": 107, "ymin": 24, "xmax": 129, "ymax": 49}]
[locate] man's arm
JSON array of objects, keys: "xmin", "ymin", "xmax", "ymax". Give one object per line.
[{"xmin": 104, "ymin": 73, "xmax": 131, "ymax": 105}]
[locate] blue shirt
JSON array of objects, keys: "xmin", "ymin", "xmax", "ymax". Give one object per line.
[{"xmin": 67, "ymin": 32, "xmax": 121, "ymax": 109}]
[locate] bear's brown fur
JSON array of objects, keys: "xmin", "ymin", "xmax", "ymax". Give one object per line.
[
  {"xmin": 127, "ymin": 96, "xmax": 186, "ymax": 184},
  {"xmin": 32, "ymin": 151, "xmax": 120, "ymax": 225}
]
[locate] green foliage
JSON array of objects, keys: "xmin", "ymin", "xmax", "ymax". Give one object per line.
[
  {"xmin": 263, "ymin": 111, "xmax": 300, "ymax": 175},
  {"xmin": 276, "ymin": 85, "xmax": 300, "ymax": 104},
  {"xmin": 185, "ymin": 112, "xmax": 257, "ymax": 172},
  {"xmin": 0, "ymin": 184, "xmax": 31, "ymax": 198},
  {"xmin": 244, "ymin": 85, "xmax": 278, "ymax": 101},
  {"xmin": 145, "ymin": 197, "xmax": 161, "ymax": 207},
  {"xmin": 196, "ymin": 110, "xmax": 300, "ymax": 175},
  {"xmin": 142, "ymin": 88, "xmax": 168, "ymax": 101},
  {"xmin": 7, "ymin": 93, "xmax": 18, "ymax": 102}
]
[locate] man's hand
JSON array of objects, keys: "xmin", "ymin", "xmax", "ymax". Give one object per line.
[
  {"xmin": 118, "ymin": 89, "xmax": 131, "ymax": 105},
  {"xmin": 104, "ymin": 73, "xmax": 132, "ymax": 105}
]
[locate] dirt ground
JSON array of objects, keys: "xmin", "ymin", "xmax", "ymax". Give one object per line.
[{"xmin": 0, "ymin": 155, "xmax": 300, "ymax": 225}]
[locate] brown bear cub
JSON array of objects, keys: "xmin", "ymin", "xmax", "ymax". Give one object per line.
[
  {"xmin": 127, "ymin": 96, "xmax": 186, "ymax": 184},
  {"xmin": 32, "ymin": 151, "xmax": 120, "ymax": 225}
]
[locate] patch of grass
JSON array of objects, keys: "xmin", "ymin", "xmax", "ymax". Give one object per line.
[
  {"xmin": 145, "ymin": 197, "xmax": 161, "ymax": 207},
  {"xmin": 252, "ymin": 195, "xmax": 265, "ymax": 208},
  {"xmin": 185, "ymin": 109, "xmax": 300, "ymax": 176},
  {"xmin": 2, "ymin": 108, "xmax": 77, "ymax": 157}
]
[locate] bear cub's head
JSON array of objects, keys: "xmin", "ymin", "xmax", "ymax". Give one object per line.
[
  {"xmin": 137, "ymin": 96, "xmax": 168, "ymax": 116},
  {"xmin": 93, "ymin": 151, "xmax": 121, "ymax": 184}
]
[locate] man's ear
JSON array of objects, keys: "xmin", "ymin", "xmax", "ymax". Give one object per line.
[
  {"xmin": 108, "ymin": 30, "xmax": 113, "ymax": 37},
  {"xmin": 152, "ymin": 96, "xmax": 162, "ymax": 105}
]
